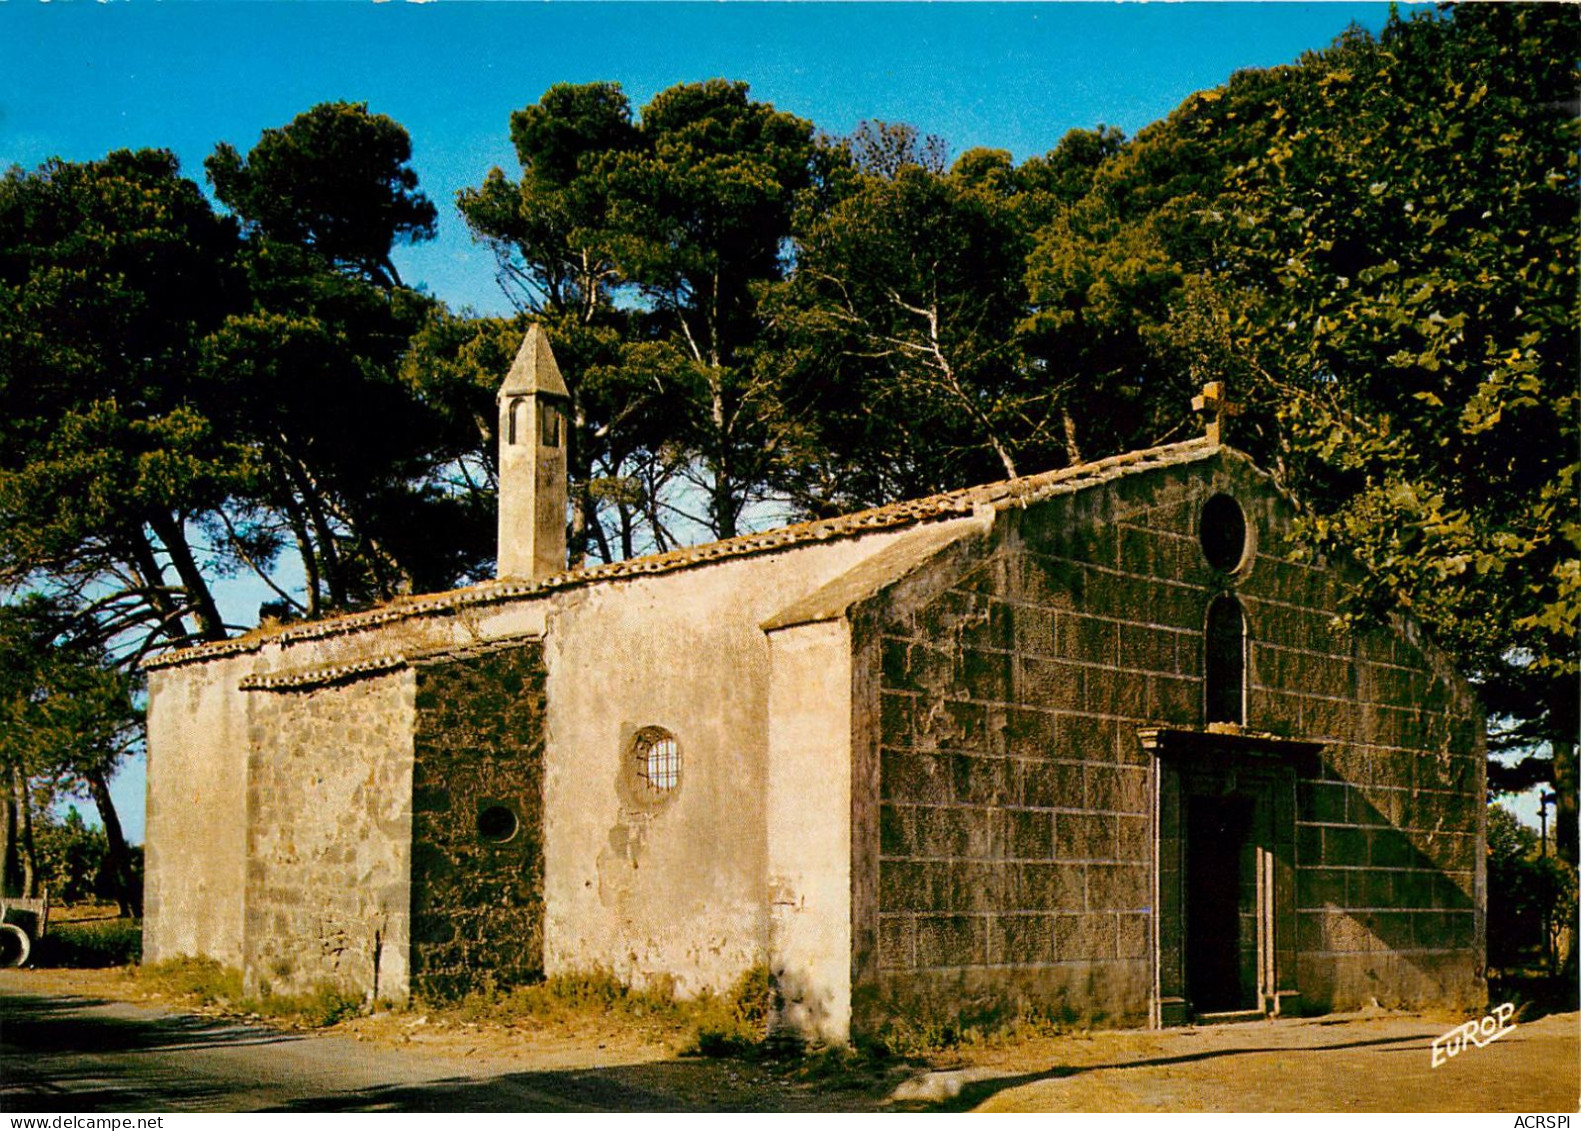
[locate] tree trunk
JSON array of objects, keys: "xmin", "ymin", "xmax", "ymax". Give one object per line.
[
  {"xmin": 145, "ymin": 511, "xmax": 227, "ymax": 642},
  {"xmin": 1553, "ymin": 738, "xmax": 1576, "ymax": 866},
  {"xmin": 616, "ymin": 498, "xmax": 636, "ymax": 560},
  {"xmin": 280, "ymin": 451, "xmax": 348, "ymax": 610},
  {"xmin": 0, "ymin": 775, "xmax": 14, "ymax": 898},
  {"xmin": 123, "ymin": 527, "xmax": 189, "ymax": 647},
  {"xmin": 11, "ymin": 766, "xmax": 36, "ymax": 899},
  {"xmin": 284, "ymin": 497, "xmax": 323, "ymax": 618},
  {"xmin": 568, "ymin": 398, "xmax": 589, "ymax": 568},
  {"xmin": 1061, "ymin": 403, "xmax": 1085, "ymax": 467},
  {"xmin": 86, "ymin": 768, "xmax": 139, "ymax": 917}
]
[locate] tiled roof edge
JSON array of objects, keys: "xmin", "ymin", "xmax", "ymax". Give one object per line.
[
  {"xmin": 238, "ymin": 653, "xmax": 409, "ymax": 692},
  {"xmin": 235, "ymin": 630, "xmax": 548, "ymax": 691},
  {"xmin": 148, "ymin": 437, "xmax": 1221, "ymax": 672}
]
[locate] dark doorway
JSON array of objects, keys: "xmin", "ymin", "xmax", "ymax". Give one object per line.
[{"xmin": 1185, "ymin": 795, "xmax": 1254, "ymax": 1013}]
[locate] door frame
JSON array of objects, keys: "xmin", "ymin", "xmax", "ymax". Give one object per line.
[{"xmin": 1139, "ymin": 728, "xmax": 1320, "ymax": 1027}]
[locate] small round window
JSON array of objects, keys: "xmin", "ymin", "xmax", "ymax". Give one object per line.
[
  {"xmin": 478, "ymin": 804, "xmax": 519, "ymax": 843},
  {"xmin": 634, "ymin": 727, "xmax": 681, "ymax": 796},
  {"xmin": 1200, "ymin": 494, "xmax": 1249, "ymax": 573}
]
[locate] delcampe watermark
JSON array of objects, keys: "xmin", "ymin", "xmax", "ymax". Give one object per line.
[{"xmin": 1430, "ymin": 1001, "xmax": 1517, "ymax": 1068}]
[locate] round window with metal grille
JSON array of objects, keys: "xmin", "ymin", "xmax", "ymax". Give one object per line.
[{"xmin": 633, "ymin": 727, "xmax": 680, "ymax": 796}]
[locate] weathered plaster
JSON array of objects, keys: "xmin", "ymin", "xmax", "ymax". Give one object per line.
[
  {"xmin": 539, "ymin": 522, "xmax": 967, "ymax": 997},
  {"xmin": 143, "ymin": 654, "xmax": 254, "ymax": 967},
  {"xmin": 765, "ymin": 619, "xmax": 854, "ymax": 1042}
]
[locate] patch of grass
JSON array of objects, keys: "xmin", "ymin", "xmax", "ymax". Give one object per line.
[
  {"xmin": 449, "ymin": 967, "xmax": 684, "ymax": 1031},
  {"xmin": 36, "ymin": 918, "xmax": 142, "ymax": 968},
  {"xmin": 139, "ymin": 956, "xmax": 245, "ymax": 1006},
  {"xmin": 858, "ymin": 999, "xmax": 1070, "ymax": 1058},
  {"xmin": 136, "ymin": 956, "xmax": 362, "ymax": 1027},
  {"xmin": 253, "ymin": 980, "xmax": 365, "ymax": 1028},
  {"xmin": 49, "ymin": 902, "xmax": 125, "ymax": 925},
  {"xmin": 441, "ymin": 964, "xmax": 776, "ymax": 1055},
  {"xmin": 683, "ymin": 964, "xmax": 774, "ymax": 1057}
]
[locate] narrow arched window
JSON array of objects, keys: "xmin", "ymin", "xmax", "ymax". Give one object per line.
[
  {"xmin": 508, "ymin": 397, "xmax": 527, "ymax": 445},
  {"xmin": 1204, "ymin": 595, "xmax": 1246, "ymax": 725}
]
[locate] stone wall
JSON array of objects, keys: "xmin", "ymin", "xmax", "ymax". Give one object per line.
[
  {"xmin": 854, "ymin": 451, "xmax": 1483, "ymax": 1033},
  {"xmin": 243, "ymin": 669, "xmax": 416, "ymax": 1000},
  {"xmin": 143, "ymin": 655, "xmax": 254, "ymax": 967},
  {"xmin": 409, "ymin": 642, "xmax": 547, "ymax": 1000}
]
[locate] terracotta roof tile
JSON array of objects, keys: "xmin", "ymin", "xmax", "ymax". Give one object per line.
[{"xmin": 146, "ymin": 436, "xmax": 1219, "ymax": 670}]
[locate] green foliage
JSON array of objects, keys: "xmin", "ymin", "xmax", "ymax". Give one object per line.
[
  {"xmin": 1018, "ymin": 5, "xmax": 1579, "ymax": 803},
  {"xmin": 206, "ymin": 101, "xmax": 437, "ymax": 289},
  {"xmin": 0, "ymin": 148, "xmax": 246, "ymax": 647},
  {"xmin": 1486, "ymin": 805, "xmax": 1577, "ymax": 970},
  {"xmin": 2, "ymin": 108, "xmax": 474, "ymax": 652},
  {"xmin": 460, "ymin": 79, "xmax": 823, "ymax": 546},
  {"xmin": 766, "ymin": 152, "xmax": 1047, "ymax": 511},
  {"xmin": 33, "ymin": 808, "xmax": 107, "ymax": 905},
  {"xmin": 684, "ymin": 964, "xmax": 774, "ymax": 1057},
  {"xmin": 0, "ymin": 598, "xmax": 142, "ymax": 912},
  {"xmin": 38, "ymin": 917, "xmax": 143, "ymax": 968}
]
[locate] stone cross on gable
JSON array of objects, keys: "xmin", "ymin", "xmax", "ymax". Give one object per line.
[{"xmin": 1192, "ymin": 380, "xmax": 1240, "ymax": 445}]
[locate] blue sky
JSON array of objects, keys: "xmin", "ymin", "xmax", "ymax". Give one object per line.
[
  {"xmin": 4, "ymin": 1, "xmax": 1414, "ymax": 843},
  {"xmin": 3, "ymin": 1, "xmax": 1398, "ymax": 320}
]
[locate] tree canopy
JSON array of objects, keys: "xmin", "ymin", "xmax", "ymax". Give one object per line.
[{"xmin": 206, "ymin": 101, "xmax": 438, "ymax": 289}]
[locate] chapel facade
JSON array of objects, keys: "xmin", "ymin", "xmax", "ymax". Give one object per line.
[{"xmin": 142, "ymin": 329, "xmax": 1486, "ymax": 1041}]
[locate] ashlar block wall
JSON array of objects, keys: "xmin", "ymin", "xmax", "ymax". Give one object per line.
[{"xmin": 851, "ymin": 452, "xmax": 1483, "ymax": 1034}]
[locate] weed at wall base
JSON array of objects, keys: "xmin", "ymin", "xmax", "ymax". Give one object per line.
[
  {"xmin": 137, "ymin": 957, "xmax": 361, "ymax": 1027},
  {"xmin": 437, "ymin": 964, "xmax": 775, "ymax": 1054}
]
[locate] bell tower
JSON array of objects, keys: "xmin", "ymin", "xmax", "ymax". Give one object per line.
[{"xmin": 497, "ymin": 324, "xmax": 570, "ymax": 580}]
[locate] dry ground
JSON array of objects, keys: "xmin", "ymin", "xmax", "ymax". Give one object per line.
[{"xmin": 1, "ymin": 967, "xmax": 1575, "ymax": 1112}]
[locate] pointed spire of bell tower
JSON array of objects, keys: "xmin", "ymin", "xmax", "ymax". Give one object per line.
[{"xmin": 497, "ymin": 324, "xmax": 570, "ymax": 580}]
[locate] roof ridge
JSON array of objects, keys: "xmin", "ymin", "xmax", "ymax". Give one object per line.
[{"xmin": 145, "ymin": 437, "xmax": 1221, "ymax": 671}]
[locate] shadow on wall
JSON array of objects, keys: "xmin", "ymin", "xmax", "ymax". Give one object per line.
[{"xmin": 1295, "ymin": 779, "xmax": 1480, "ymax": 1013}]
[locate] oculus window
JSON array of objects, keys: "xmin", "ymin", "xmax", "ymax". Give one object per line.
[
  {"xmin": 1200, "ymin": 494, "xmax": 1250, "ymax": 573},
  {"xmin": 633, "ymin": 727, "xmax": 680, "ymax": 796}
]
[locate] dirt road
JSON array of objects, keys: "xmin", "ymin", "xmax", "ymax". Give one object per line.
[
  {"xmin": 0, "ymin": 973, "xmax": 864, "ymax": 1112},
  {"xmin": 931, "ymin": 1009, "xmax": 1580, "ymax": 1112},
  {"xmin": 1, "ymin": 970, "xmax": 1575, "ymax": 1112}
]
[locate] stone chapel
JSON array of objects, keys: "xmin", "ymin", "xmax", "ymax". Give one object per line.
[{"xmin": 142, "ymin": 327, "xmax": 1486, "ymax": 1042}]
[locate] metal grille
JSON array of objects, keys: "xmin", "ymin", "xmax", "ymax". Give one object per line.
[{"xmin": 636, "ymin": 731, "xmax": 680, "ymax": 793}]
